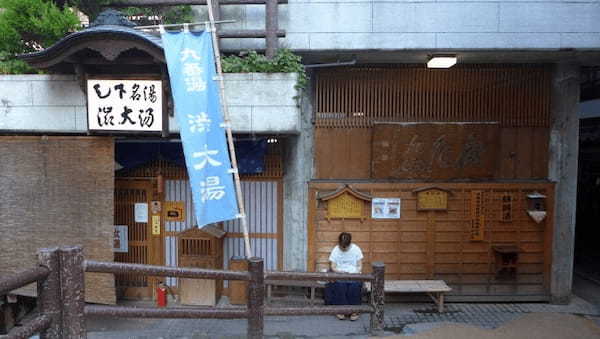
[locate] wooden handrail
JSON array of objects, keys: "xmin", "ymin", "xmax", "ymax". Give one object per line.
[
  {"xmin": 0, "ymin": 266, "xmax": 49, "ymax": 295},
  {"xmin": 84, "ymin": 260, "xmax": 250, "ymax": 281}
]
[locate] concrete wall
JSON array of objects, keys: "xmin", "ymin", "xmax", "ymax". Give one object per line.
[
  {"xmin": 195, "ymin": 1, "xmax": 600, "ymax": 51},
  {"xmin": 0, "ymin": 136, "xmax": 116, "ymax": 305},
  {"xmin": 0, "ymin": 73, "xmax": 300, "ymax": 135},
  {"xmin": 282, "ymin": 71, "xmax": 314, "ymax": 271}
]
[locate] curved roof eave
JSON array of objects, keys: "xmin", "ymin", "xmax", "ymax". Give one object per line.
[{"xmin": 18, "ymin": 25, "xmax": 165, "ymax": 67}]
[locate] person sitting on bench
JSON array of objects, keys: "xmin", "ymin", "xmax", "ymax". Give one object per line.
[{"xmin": 325, "ymin": 232, "xmax": 364, "ymax": 321}]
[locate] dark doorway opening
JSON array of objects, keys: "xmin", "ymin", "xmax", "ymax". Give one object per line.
[{"xmin": 575, "ymin": 114, "xmax": 600, "ymax": 282}]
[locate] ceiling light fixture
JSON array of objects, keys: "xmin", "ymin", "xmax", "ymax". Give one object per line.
[{"xmin": 427, "ymin": 55, "xmax": 457, "ymax": 69}]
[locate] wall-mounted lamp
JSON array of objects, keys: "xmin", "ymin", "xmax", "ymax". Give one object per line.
[{"xmin": 427, "ymin": 55, "xmax": 457, "ymax": 69}]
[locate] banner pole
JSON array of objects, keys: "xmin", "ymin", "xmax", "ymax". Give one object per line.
[{"xmin": 206, "ymin": 0, "xmax": 253, "ymax": 259}]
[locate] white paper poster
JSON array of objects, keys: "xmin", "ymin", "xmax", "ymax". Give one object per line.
[
  {"xmin": 113, "ymin": 225, "xmax": 128, "ymax": 253},
  {"xmin": 134, "ymin": 203, "xmax": 149, "ymax": 223},
  {"xmin": 372, "ymin": 198, "xmax": 401, "ymax": 219}
]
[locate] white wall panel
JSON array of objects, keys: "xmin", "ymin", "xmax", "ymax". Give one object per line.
[
  {"xmin": 224, "ymin": 181, "xmax": 278, "ymax": 234},
  {"xmin": 165, "ymin": 180, "xmax": 280, "ymax": 288}
]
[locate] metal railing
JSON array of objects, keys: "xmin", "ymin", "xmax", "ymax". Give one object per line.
[{"xmin": 0, "ymin": 246, "xmax": 385, "ymax": 338}]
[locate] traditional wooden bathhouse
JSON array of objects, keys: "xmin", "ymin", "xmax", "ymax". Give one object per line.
[
  {"xmin": 307, "ymin": 66, "xmax": 561, "ymax": 301},
  {"xmin": 1, "ymin": 0, "xmax": 592, "ymax": 308},
  {"xmin": 0, "ymin": 9, "xmax": 295, "ymax": 305}
]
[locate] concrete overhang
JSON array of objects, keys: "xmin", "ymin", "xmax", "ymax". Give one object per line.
[
  {"xmin": 299, "ymin": 50, "xmax": 600, "ymax": 68},
  {"xmin": 0, "ymin": 73, "xmax": 301, "ymax": 135}
]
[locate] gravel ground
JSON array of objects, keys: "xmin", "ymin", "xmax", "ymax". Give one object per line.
[{"xmin": 379, "ymin": 312, "xmax": 600, "ymax": 339}]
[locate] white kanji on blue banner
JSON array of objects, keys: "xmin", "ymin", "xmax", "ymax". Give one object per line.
[{"xmin": 161, "ymin": 29, "xmax": 239, "ymax": 227}]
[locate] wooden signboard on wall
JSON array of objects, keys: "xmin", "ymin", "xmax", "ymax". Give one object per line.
[
  {"xmin": 415, "ymin": 187, "xmax": 449, "ymax": 211},
  {"xmin": 328, "ymin": 193, "xmax": 365, "ymax": 219},
  {"xmin": 372, "ymin": 123, "xmax": 500, "ymax": 180},
  {"xmin": 318, "ymin": 185, "xmax": 371, "ymax": 220}
]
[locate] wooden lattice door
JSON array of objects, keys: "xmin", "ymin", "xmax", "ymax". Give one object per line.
[{"xmin": 114, "ymin": 179, "xmax": 155, "ymax": 299}]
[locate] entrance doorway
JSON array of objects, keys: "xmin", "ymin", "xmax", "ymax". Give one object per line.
[
  {"xmin": 113, "ymin": 140, "xmax": 283, "ymax": 300},
  {"xmin": 575, "ymin": 115, "xmax": 600, "ymax": 279},
  {"xmin": 114, "ymin": 179, "xmax": 163, "ymax": 299}
]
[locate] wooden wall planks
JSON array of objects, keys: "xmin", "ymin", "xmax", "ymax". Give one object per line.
[
  {"xmin": 313, "ymin": 65, "xmax": 551, "ymax": 181},
  {"xmin": 315, "ymin": 127, "xmax": 549, "ymax": 180},
  {"xmin": 308, "ymin": 182, "xmax": 554, "ymax": 298},
  {"xmin": 315, "ymin": 66, "xmax": 551, "ymax": 128}
]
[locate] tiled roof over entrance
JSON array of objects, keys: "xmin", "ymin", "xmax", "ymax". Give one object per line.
[{"xmin": 18, "ymin": 9, "xmax": 164, "ymax": 73}]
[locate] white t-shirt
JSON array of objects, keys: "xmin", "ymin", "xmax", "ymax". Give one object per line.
[{"xmin": 329, "ymin": 244, "xmax": 364, "ymax": 274}]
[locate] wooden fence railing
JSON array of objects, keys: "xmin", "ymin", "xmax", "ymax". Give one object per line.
[{"xmin": 0, "ymin": 246, "xmax": 385, "ymax": 338}]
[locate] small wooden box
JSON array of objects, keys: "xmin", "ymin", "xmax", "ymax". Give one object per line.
[
  {"xmin": 177, "ymin": 226, "xmax": 225, "ymax": 306},
  {"xmin": 229, "ymin": 257, "xmax": 248, "ymax": 305},
  {"xmin": 493, "ymin": 245, "xmax": 519, "ymax": 281}
]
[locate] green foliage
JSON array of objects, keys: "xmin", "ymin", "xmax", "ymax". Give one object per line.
[
  {"xmin": 65, "ymin": 0, "xmax": 111, "ymax": 21},
  {"xmin": 222, "ymin": 49, "xmax": 308, "ymax": 91},
  {"xmin": 68, "ymin": 1, "xmax": 194, "ymax": 24},
  {"xmin": 160, "ymin": 6, "xmax": 194, "ymax": 25},
  {"xmin": 0, "ymin": 52, "xmax": 38, "ymax": 74},
  {"xmin": 0, "ymin": 0, "xmax": 80, "ymax": 74}
]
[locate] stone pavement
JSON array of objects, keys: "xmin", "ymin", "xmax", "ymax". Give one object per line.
[{"xmin": 85, "ymin": 296, "xmax": 600, "ymax": 338}]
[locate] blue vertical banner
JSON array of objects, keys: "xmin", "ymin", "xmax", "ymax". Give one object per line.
[{"xmin": 161, "ymin": 29, "xmax": 239, "ymax": 227}]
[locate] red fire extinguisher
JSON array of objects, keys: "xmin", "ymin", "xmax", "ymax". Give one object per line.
[{"xmin": 157, "ymin": 282, "xmax": 167, "ymax": 308}]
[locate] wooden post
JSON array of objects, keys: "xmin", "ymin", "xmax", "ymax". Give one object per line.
[
  {"xmin": 265, "ymin": 0, "xmax": 278, "ymax": 58},
  {"xmin": 247, "ymin": 257, "xmax": 264, "ymax": 339},
  {"xmin": 210, "ymin": 0, "xmax": 222, "ymax": 50},
  {"xmin": 38, "ymin": 248, "xmax": 62, "ymax": 339},
  {"xmin": 370, "ymin": 262, "xmax": 385, "ymax": 336},
  {"xmin": 59, "ymin": 247, "xmax": 86, "ymax": 338},
  {"xmin": 160, "ymin": 64, "xmax": 171, "ymax": 138},
  {"xmin": 211, "ymin": 0, "xmax": 221, "ymax": 21},
  {"xmin": 206, "ymin": 0, "xmax": 253, "ymax": 258}
]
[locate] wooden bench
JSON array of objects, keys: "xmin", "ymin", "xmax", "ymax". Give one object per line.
[
  {"xmin": 265, "ymin": 280, "xmax": 325, "ymax": 305},
  {"xmin": 365, "ymin": 280, "xmax": 451, "ymax": 313},
  {"xmin": 267, "ymin": 279, "xmax": 451, "ymax": 312}
]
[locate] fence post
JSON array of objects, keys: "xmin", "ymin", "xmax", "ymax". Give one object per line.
[
  {"xmin": 247, "ymin": 257, "xmax": 264, "ymax": 339},
  {"xmin": 59, "ymin": 246, "xmax": 86, "ymax": 338},
  {"xmin": 370, "ymin": 261, "xmax": 385, "ymax": 336},
  {"xmin": 38, "ymin": 248, "xmax": 62, "ymax": 338}
]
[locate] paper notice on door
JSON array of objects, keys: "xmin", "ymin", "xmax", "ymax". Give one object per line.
[{"xmin": 134, "ymin": 203, "xmax": 149, "ymax": 223}]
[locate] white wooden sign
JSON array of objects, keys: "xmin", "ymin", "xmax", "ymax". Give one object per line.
[{"xmin": 87, "ymin": 79, "xmax": 163, "ymax": 132}]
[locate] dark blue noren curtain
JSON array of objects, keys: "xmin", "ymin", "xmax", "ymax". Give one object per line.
[{"xmin": 115, "ymin": 139, "xmax": 267, "ymax": 174}]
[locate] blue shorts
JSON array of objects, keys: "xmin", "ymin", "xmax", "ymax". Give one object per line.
[{"xmin": 324, "ymin": 281, "xmax": 362, "ymax": 305}]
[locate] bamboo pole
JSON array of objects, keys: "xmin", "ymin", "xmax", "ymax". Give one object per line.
[{"xmin": 206, "ymin": 0, "xmax": 253, "ymax": 258}]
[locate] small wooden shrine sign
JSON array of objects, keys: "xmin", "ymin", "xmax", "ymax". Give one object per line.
[
  {"xmin": 414, "ymin": 186, "xmax": 451, "ymax": 211},
  {"xmin": 329, "ymin": 193, "xmax": 363, "ymax": 219},
  {"xmin": 318, "ymin": 185, "xmax": 372, "ymax": 220}
]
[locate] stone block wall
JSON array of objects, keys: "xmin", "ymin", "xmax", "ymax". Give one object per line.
[{"xmin": 0, "ymin": 136, "xmax": 116, "ymax": 304}]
